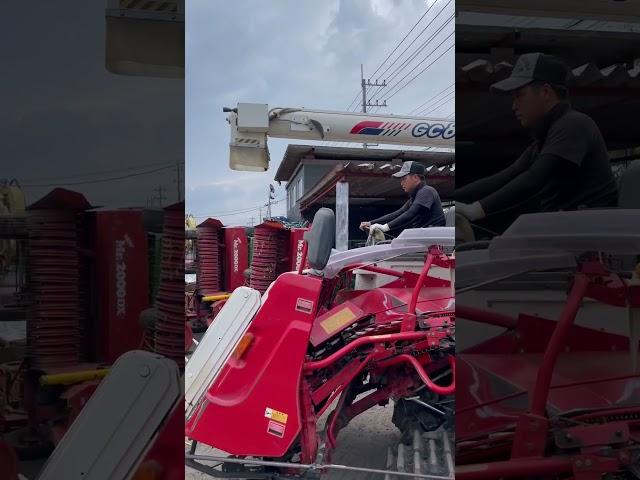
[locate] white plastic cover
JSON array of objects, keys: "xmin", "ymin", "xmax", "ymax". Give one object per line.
[
  {"xmin": 456, "ymin": 210, "xmax": 640, "ymax": 289},
  {"xmin": 391, "ymin": 227, "xmax": 455, "ymax": 248},
  {"xmin": 456, "ymin": 249, "xmax": 577, "ymax": 289},
  {"xmin": 323, "ymin": 227, "xmax": 454, "ymax": 279},
  {"xmin": 37, "ymin": 351, "xmax": 180, "ymax": 480},
  {"xmin": 184, "ymin": 286, "xmax": 261, "ymax": 420},
  {"xmin": 489, "ymin": 210, "xmax": 640, "ymax": 255}
]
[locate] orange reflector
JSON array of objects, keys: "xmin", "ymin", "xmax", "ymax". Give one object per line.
[{"xmin": 232, "ymin": 333, "xmax": 254, "ymax": 360}]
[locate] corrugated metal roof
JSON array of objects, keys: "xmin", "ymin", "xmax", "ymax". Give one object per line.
[
  {"xmin": 455, "ymin": 0, "xmax": 640, "ymax": 24},
  {"xmin": 459, "ymin": 58, "xmax": 640, "ymax": 88},
  {"xmin": 298, "ymin": 162, "xmax": 455, "ymax": 211},
  {"xmin": 274, "ymin": 144, "xmax": 454, "ymax": 183}
]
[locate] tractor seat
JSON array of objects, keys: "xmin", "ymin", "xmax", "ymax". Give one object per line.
[{"xmin": 445, "ymin": 206, "xmax": 456, "ymax": 227}]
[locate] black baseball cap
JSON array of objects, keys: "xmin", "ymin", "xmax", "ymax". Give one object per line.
[
  {"xmin": 490, "ymin": 53, "xmax": 569, "ymax": 94},
  {"xmin": 392, "ymin": 161, "xmax": 425, "ymax": 178}
]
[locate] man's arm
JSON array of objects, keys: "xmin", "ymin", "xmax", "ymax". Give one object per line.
[
  {"xmin": 456, "ymin": 145, "xmax": 534, "ymax": 202},
  {"xmin": 478, "ymin": 154, "xmax": 577, "ymax": 214},
  {"xmin": 370, "ymin": 201, "xmax": 410, "ymax": 225},
  {"xmin": 479, "ymin": 117, "xmax": 590, "ymax": 214},
  {"xmin": 386, "ymin": 202, "xmax": 427, "ymax": 231}
]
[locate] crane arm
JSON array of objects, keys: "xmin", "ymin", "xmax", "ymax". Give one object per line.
[{"xmin": 225, "ymin": 103, "xmax": 455, "ymax": 171}]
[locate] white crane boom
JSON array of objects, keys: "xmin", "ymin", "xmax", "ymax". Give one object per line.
[{"xmin": 225, "ymin": 103, "xmax": 455, "ymax": 171}]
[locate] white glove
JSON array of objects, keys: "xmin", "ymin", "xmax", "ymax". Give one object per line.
[
  {"xmin": 456, "ymin": 202, "xmax": 486, "ymax": 221},
  {"xmin": 369, "ymin": 223, "xmax": 390, "ymax": 234}
]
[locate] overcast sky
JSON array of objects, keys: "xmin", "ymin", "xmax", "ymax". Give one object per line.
[
  {"xmin": 2, "ymin": 1, "xmax": 183, "ymax": 209},
  {"xmin": 186, "ymin": 0, "xmax": 454, "ymax": 226}
]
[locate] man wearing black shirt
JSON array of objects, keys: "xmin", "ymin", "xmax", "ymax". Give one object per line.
[
  {"xmin": 360, "ymin": 161, "xmax": 446, "ymax": 235},
  {"xmin": 456, "ymin": 53, "xmax": 618, "ymax": 221}
]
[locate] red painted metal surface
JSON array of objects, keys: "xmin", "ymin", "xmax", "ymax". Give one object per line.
[
  {"xmin": 186, "ymin": 273, "xmax": 324, "ymax": 457},
  {"xmin": 289, "ymin": 228, "xmax": 309, "ymax": 272},
  {"xmin": 310, "ymin": 285, "xmax": 453, "ymax": 348},
  {"xmin": 196, "ymin": 218, "xmax": 223, "ymax": 296},
  {"xmin": 528, "ymin": 274, "xmax": 590, "ymax": 419},
  {"xmin": 250, "ymin": 224, "xmax": 288, "ymax": 294},
  {"xmin": 27, "ymin": 209, "xmax": 82, "ymax": 369},
  {"xmin": 456, "ymin": 260, "xmax": 640, "ymax": 478},
  {"xmin": 304, "ymin": 332, "xmax": 430, "ymax": 371},
  {"xmin": 186, "ymin": 246, "xmax": 456, "ymax": 466},
  {"xmin": 376, "ymin": 354, "xmax": 455, "ymax": 395},
  {"xmin": 223, "ymin": 227, "xmax": 248, "ymax": 292},
  {"xmin": 89, "ymin": 209, "xmax": 149, "ymax": 363},
  {"xmin": 154, "ymin": 203, "xmax": 186, "ymax": 367}
]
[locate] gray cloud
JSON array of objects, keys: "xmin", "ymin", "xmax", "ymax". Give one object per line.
[
  {"xmin": 2, "ymin": 1, "xmax": 183, "ymax": 208},
  {"xmin": 187, "ymin": 0, "xmax": 454, "ymax": 225}
]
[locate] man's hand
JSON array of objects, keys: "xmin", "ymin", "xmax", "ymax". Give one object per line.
[
  {"xmin": 369, "ymin": 223, "xmax": 390, "ymax": 234},
  {"xmin": 456, "ymin": 201, "xmax": 486, "ymax": 221},
  {"xmin": 359, "ymin": 221, "xmax": 371, "ymax": 231}
]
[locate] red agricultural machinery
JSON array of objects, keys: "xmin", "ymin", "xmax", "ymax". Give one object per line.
[
  {"xmin": 184, "ymin": 208, "xmax": 456, "ymax": 479},
  {"xmin": 455, "ymin": 210, "xmax": 640, "ymax": 479}
]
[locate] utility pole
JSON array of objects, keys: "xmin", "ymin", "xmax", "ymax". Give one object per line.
[
  {"xmin": 360, "ymin": 63, "xmax": 387, "ymax": 148},
  {"xmin": 153, "ymin": 185, "xmax": 167, "ymax": 207},
  {"xmin": 267, "ymin": 184, "xmax": 275, "ymax": 220},
  {"xmin": 259, "ymin": 207, "xmax": 262, "ymax": 224}
]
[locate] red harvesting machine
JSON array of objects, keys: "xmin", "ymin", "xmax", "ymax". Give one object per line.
[
  {"xmin": 456, "ymin": 210, "xmax": 640, "ymax": 479},
  {"xmin": 185, "ymin": 208, "xmax": 456, "ymax": 479}
]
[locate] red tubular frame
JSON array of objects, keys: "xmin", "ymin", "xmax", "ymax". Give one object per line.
[
  {"xmin": 456, "ymin": 304, "xmax": 518, "ymax": 330},
  {"xmin": 377, "ymin": 354, "xmax": 455, "ymax": 395},
  {"xmin": 409, "ymin": 253, "xmax": 435, "ymax": 314},
  {"xmin": 530, "ymin": 273, "xmax": 590, "ymax": 416},
  {"xmin": 302, "ymin": 332, "xmax": 429, "ymax": 371}
]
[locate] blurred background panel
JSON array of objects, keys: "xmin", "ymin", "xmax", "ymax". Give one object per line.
[{"xmin": 0, "ymin": 1, "xmax": 184, "ymax": 478}]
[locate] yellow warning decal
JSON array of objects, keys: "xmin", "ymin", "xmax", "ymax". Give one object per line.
[
  {"xmin": 320, "ymin": 307, "xmax": 357, "ymax": 335},
  {"xmin": 265, "ymin": 407, "xmax": 288, "ymax": 425}
]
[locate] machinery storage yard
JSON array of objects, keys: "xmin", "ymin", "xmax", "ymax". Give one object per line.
[
  {"xmin": 183, "ymin": 1, "xmax": 456, "ymax": 476},
  {"xmin": 183, "ymin": 99, "xmax": 456, "ymax": 479}
]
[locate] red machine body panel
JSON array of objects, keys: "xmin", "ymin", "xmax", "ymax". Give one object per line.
[
  {"xmin": 186, "ymin": 272, "xmax": 324, "ymax": 457},
  {"xmin": 223, "ymin": 227, "xmax": 248, "ymax": 292},
  {"xmin": 310, "ymin": 286, "xmax": 454, "ymax": 347},
  {"xmin": 90, "ymin": 209, "xmax": 149, "ymax": 363},
  {"xmin": 457, "ymin": 314, "xmax": 640, "ymax": 442},
  {"xmin": 289, "ymin": 228, "xmax": 309, "ymax": 271}
]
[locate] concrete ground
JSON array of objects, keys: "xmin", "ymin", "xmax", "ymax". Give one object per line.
[{"xmin": 186, "ymin": 403, "xmax": 402, "ymax": 480}]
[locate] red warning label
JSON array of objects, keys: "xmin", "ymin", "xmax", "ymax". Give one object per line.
[
  {"xmin": 267, "ymin": 420, "xmax": 286, "ymax": 438},
  {"xmin": 295, "ymin": 298, "xmax": 314, "ymax": 314}
]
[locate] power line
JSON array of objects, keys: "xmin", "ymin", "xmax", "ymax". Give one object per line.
[
  {"xmin": 15, "ymin": 160, "xmax": 176, "ymax": 183},
  {"xmin": 409, "ymin": 82, "xmax": 454, "ymax": 115},
  {"xmin": 370, "ymin": 15, "xmax": 454, "ymax": 103},
  {"xmin": 192, "ymin": 199, "xmax": 285, "ymax": 219},
  {"xmin": 345, "ymin": 91, "xmax": 362, "ymax": 112},
  {"xmin": 376, "ymin": 15, "xmax": 455, "ymax": 96},
  {"xmin": 417, "ymin": 91, "xmax": 455, "ymax": 117},
  {"xmin": 371, "ymin": 4, "xmax": 432, "ymax": 77},
  {"xmin": 368, "ymin": 0, "xmax": 453, "ymax": 102},
  {"xmin": 384, "ymin": 35, "xmax": 454, "ymax": 102},
  {"xmin": 21, "ymin": 164, "xmax": 175, "ymax": 187},
  {"xmin": 344, "ymin": 2, "xmax": 436, "ymax": 112}
]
